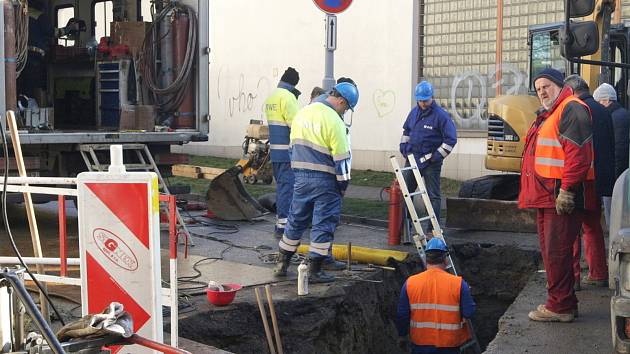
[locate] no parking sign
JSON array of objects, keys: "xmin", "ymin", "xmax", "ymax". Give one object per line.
[{"xmin": 313, "ymin": 0, "xmax": 353, "ymax": 14}]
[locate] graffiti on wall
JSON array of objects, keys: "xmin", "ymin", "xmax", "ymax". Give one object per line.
[
  {"xmin": 372, "ymin": 89, "xmax": 397, "ymax": 118},
  {"xmin": 217, "ymin": 66, "xmax": 274, "ymax": 119},
  {"xmin": 448, "ymin": 63, "xmax": 528, "ymax": 130}
]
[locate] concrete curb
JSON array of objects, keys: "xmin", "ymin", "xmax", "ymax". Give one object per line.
[{"xmin": 341, "ymin": 214, "xmax": 388, "ymax": 228}]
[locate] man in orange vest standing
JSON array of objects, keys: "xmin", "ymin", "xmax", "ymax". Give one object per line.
[
  {"xmin": 519, "ymin": 68, "xmax": 598, "ymax": 322},
  {"xmin": 396, "ymin": 238, "xmax": 475, "ymax": 353}
]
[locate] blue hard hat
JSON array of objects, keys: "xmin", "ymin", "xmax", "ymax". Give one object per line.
[
  {"xmin": 425, "ymin": 238, "xmax": 448, "ymax": 252},
  {"xmin": 415, "ymin": 81, "xmax": 433, "ymax": 101},
  {"xmin": 333, "ymin": 82, "xmax": 359, "ymax": 111}
]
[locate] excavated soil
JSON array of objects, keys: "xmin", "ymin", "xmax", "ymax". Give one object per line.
[{"xmin": 178, "ymin": 243, "xmax": 541, "ymax": 353}]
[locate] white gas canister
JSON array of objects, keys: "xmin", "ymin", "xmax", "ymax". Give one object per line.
[{"xmin": 297, "ymin": 262, "xmax": 309, "ymax": 296}]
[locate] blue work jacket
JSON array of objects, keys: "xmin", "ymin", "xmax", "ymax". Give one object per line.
[{"xmin": 400, "ymin": 101, "xmax": 457, "ymax": 169}]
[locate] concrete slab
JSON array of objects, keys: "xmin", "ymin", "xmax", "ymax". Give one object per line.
[
  {"xmin": 485, "ymin": 272, "xmax": 613, "ymax": 354},
  {"xmin": 164, "ymin": 252, "xmax": 286, "ymax": 289}
]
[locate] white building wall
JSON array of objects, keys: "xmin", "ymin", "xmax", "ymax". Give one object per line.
[{"xmin": 177, "ymin": 0, "xmax": 489, "ymax": 180}]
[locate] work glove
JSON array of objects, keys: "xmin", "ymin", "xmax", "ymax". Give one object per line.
[
  {"xmin": 555, "ymin": 189, "xmax": 575, "ymax": 215},
  {"xmin": 56, "ymin": 302, "xmax": 133, "ymax": 342}
]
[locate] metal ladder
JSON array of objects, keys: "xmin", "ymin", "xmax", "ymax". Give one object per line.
[
  {"xmin": 390, "ymin": 154, "xmax": 481, "ymax": 354},
  {"xmin": 79, "ymin": 143, "xmax": 193, "ymax": 246}
]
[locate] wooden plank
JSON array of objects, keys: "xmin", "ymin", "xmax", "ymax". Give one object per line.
[
  {"xmin": 172, "ymin": 164, "xmax": 225, "ymax": 180},
  {"xmin": 7, "ymin": 111, "xmax": 49, "ymax": 321}
]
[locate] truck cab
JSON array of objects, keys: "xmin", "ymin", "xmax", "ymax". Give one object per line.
[{"xmin": 0, "ymin": 0, "xmax": 208, "ymax": 177}]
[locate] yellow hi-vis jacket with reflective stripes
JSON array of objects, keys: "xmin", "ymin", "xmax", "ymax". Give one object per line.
[
  {"xmin": 289, "ymin": 101, "xmax": 351, "ymax": 185},
  {"xmin": 264, "ymin": 87, "xmax": 299, "ymax": 162}
]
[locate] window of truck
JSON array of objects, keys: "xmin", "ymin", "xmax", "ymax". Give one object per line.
[
  {"xmin": 92, "ymin": 0, "xmax": 113, "ymax": 42},
  {"xmin": 55, "ymin": 5, "xmax": 75, "ymax": 47},
  {"xmin": 529, "ymin": 29, "xmax": 566, "ymax": 91}
]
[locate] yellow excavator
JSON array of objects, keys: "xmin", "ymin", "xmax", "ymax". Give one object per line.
[{"xmin": 448, "ymin": 0, "xmax": 627, "ymax": 232}]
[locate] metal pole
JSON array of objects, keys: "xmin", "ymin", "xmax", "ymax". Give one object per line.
[
  {"xmin": 2, "ymin": 270, "xmax": 64, "ymax": 354},
  {"xmin": 58, "ymin": 196, "xmax": 68, "ymax": 277},
  {"xmin": 323, "ymin": 14, "xmax": 336, "ymax": 91}
]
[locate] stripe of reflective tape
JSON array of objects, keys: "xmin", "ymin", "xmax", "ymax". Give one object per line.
[
  {"xmin": 292, "ymin": 138, "xmax": 331, "ymax": 156},
  {"xmin": 309, "ymin": 242, "xmax": 331, "ymax": 256},
  {"xmin": 270, "ymin": 144, "xmax": 290, "ymax": 150},
  {"xmin": 537, "ymin": 138, "xmax": 562, "ymax": 147},
  {"xmin": 437, "ymin": 147, "xmax": 448, "ymax": 157},
  {"xmin": 333, "ymin": 151, "xmax": 351, "ymax": 161},
  {"xmin": 268, "ymin": 121, "xmax": 288, "ymax": 127},
  {"xmin": 535, "ymin": 157, "xmax": 564, "ymax": 167},
  {"xmin": 410, "ymin": 303, "xmax": 460, "ymax": 312},
  {"xmin": 410, "ymin": 321, "xmax": 463, "ymax": 330},
  {"xmin": 401, "ymin": 135, "xmax": 410, "ymax": 143},
  {"xmin": 291, "ymin": 161, "xmax": 336, "ymax": 174},
  {"xmin": 441, "ymin": 143, "xmax": 454, "ymax": 152}
]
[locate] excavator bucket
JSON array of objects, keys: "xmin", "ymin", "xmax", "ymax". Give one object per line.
[{"xmin": 206, "ymin": 166, "xmax": 268, "ymax": 220}]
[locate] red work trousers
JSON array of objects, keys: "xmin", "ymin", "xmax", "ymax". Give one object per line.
[
  {"xmin": 537, "ymin": 208, "xmax": 583, "ymax": 314},
  {"xmin": 572, "ymin": 202, "xmax": 608, "ymax": 281}
]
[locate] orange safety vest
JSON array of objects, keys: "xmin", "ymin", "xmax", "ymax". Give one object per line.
[
  {"xmin": 534, "ymin": 96, "xmax": 595, "ymax": 180},
  {"xmin": 406, "ymin": 268, "xmax": 470, "ymax": 347}
]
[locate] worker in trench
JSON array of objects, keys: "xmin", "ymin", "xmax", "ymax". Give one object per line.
[
  {"xmin": 399, "ymin": 81, "xmax": 457, "ymax": 236},
  {"xmin": 564, "ymin": 75, "xmax": 613, "ymax": 291},
  {"xmin": 395, "ymin": 238, "xmax": 475, "ymax": 353},
  {"xmin": 273, "ymin": 82, "xmax": 359, "ymax": 283},
  {"xmin": 519, "ymin": 68, "xmax": 598, "ymax": 322}
]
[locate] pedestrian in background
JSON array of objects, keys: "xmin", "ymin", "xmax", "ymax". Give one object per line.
[
  {"xmin": 310, "ymin": 86, "xmax": 326, "ymax": 103},
  {"xmin": 519, "ymin": 68, "xmax": 598, "ymax": 322},
  {"xmin": 399, "ymin": 81, "xmax": 457, "ymax": 236},
  {"xmin": 264, "ymin": 67, "xmax": 300, "ymax": 239},
  {"xmin": 396, "ymin": 238, "xmax": 475, "ymax": 353},
  {"xmin": 594, "ymin": 83, "xmax": 630, "ymax": 221},
  {"xmin": 564, "ymin": 75, "xmax": 612, "ymax": 289},
  {"xmin": 273, "ymin": 82, "xmax": 359, "ymax": 283}
]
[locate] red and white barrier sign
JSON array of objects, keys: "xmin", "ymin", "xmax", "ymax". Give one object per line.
[{"xmin": 78, "ymin": 161, "xmax": 161, "ymax": 353}]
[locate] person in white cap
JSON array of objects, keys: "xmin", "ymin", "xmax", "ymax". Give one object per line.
[{"xmin": 593, "ymin": 83, "xmax": 630, "ymax": 181}]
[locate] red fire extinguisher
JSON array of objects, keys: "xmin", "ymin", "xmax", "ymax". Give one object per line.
[{"xmin": 386, "ymin": 179, "xmax": 403, "ymax": 245}]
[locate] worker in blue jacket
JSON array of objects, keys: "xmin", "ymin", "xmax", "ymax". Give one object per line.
[
  {"xmin": 400, "ymin": 81, "xmax": 457, "ymax": 235},
  {"xmin": 264, "ymin": 67, "xmax": 300, "ymax": 239},
  {"xmin": 273, "ymin": 82, "xmax": 359, "ymax": 283}
]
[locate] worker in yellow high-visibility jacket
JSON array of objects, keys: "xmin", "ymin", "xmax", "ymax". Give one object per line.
[
  {"xmin": 264, "ymin": 67, "xmax": 300, "ymax": 239},
  {"xmin": 273, "ymin": 82, "xmax": 359, "ymax": 283}
]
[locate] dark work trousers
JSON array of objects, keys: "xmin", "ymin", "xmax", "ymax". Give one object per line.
[
  {"xmin": 537, "ymin": 208, "xmax": 584, "ymax": 314},
  {"xmin": 572, "ymin": 200, "xmax": 608, "ymax": 282},
  {"xmin": 403, "ymin": 159, "xmax": 443, "ymax": 233}
]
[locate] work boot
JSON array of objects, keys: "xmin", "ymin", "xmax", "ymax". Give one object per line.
[
  {"xmin": 537, "ymin": 304, "xmax": 578, "ymax": 318},
  {"xmin": 322, "ymin": 259, "xmax": 346, "ymax": 271},
  {"xmin": 582, "ymin": 275, "xmax": 608, "ymax": 287},
  {"xmin": 309, "ymin": 257, "xmax": 335, "ymax": 283},
  {"xmin": 528, "ymin": 305, "xmax": 574, "ymax": 323},
  {"xmin": 273, "ymin": 249, "xmax": 294, "ymax": 277}
]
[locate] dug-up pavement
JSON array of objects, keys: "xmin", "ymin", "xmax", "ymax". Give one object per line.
[{"xmin": 0, "ymin": 186, "xmax": 615, "ymax": 354}]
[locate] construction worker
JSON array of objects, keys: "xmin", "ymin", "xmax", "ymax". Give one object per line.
[
  {"xmin": 399, "ymin": 81, "xmax": 457, "ymax": 235},
  {"xmin": 310, "ymin": 87, "xmax": 326, "ymax": 102},
  {"xmin": 264, "ymin": 67, "xmax": 300, "ymax": 239},
  {"xmin": 273, "ymin": 82, "xmax": 359, "ymax": 283},
  {"xmin": 396, "ymin": 238, "xmax": 475, "ymax": 353},
  {"xmin": 564, "ymin": 75, "xmax": 612, "ymax": 290},
  {"xmin": 519, "ymin": 68, "xmax": 598, "ymax": 322}
]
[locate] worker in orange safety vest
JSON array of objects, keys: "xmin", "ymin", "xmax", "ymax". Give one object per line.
[{"xmin": 396, "ymin": 238, "xmax": 475, "ymax": 353}]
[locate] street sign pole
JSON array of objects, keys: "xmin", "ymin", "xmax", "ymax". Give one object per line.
[{"xmin": 323, "ymin": 14, "xmax": 337, "ymax": 91}]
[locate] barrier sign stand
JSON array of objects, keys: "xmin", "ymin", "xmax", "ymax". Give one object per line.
[{"xmin": 78, "ymin": 145, "xmax": 162, "ymax": 353}]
